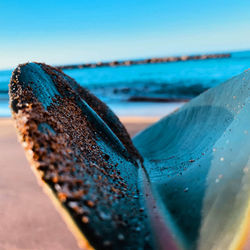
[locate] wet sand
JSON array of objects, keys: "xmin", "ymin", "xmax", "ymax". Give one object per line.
[{"xmin": 0, "ymin": 117, "xmax": 157, "ymax": 250}]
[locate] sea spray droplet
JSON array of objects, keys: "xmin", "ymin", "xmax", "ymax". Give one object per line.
[
  {"xmin": 98, "ymin": 210, "xmax": 111, "ymax": 220},
  {"xmin": 118, "ymin": 233, "xmax": 125, "ymax": 241},
  {"xmin": 54, "ymin": 184, "xmax": 61, "ymax": 191},
  {"xmin": 243, "ymin": 167, "xmax": 249, "ymax": 174},
  {"xmin": 103, "ymin": 241, "xmax": 111, "ymax": 247},
  {"xmin": 68, "ymin": 201, "xmax": 78, "ymax": 209}
]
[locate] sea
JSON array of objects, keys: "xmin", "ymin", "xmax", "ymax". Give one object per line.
[{"xmin": 1, "ymin": 50, "xmax": 250, "ymax": 118}]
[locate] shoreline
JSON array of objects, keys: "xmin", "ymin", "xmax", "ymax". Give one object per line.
[{"xmin": 0, "ymin": 101, "xmax": 184, "ymax": 119}]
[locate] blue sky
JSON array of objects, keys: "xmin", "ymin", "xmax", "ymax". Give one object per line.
[{"xmin": 0, "ymin": 0, "xmax": 250, "ymax": 69}]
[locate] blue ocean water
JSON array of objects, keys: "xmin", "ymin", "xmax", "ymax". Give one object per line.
[{"xmin": 1, "ymin": 51, "xmax": 250, "ymax": 117}]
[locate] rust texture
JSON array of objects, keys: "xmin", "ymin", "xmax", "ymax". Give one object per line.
[{"xmin": 41, "ymin": 63, "xmax": 142, "ymax": 163}]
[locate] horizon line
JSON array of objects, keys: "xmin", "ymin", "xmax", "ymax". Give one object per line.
[{"xmin": 1, "ymin": 48, "xmax": 249, "ymax": 71}]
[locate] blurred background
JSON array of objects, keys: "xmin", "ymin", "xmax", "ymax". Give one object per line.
[
  {"xmin": 1, "ymin": 0, "xmax": 250, "ymax": 118},
  {"xmin": 1, "ymin": 2, "xmax": 250, "ymax": 249}
]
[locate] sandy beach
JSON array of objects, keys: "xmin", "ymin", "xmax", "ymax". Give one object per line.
[{"xmin": 0, "ymin": 117, "xmax": 157, "ymax": 250}]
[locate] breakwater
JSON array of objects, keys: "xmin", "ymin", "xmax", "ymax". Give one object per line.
[{"xmin": 57, "ymin": 53, "xmax": 231, "ymax": 70}]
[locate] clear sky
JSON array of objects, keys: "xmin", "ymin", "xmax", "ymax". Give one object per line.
[{"xmin": 0, "ymin": 0, "xmax": 250, "ymax": 69}]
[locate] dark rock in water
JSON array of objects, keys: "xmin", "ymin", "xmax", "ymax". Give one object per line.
[
  {"xmin": 128, "ymin": 96, "xmax": 189, "ymax": 103},
  {"xmin": 9, "ymin": 62, "xmax": 250, "ymax": 250},
  {"xmin": 124, "ymin": 60, "xmax": 133, "ymax": 66},
  {"xmin": 110, "ymin": 61, "xmax": 119, "ymax": 67}
]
